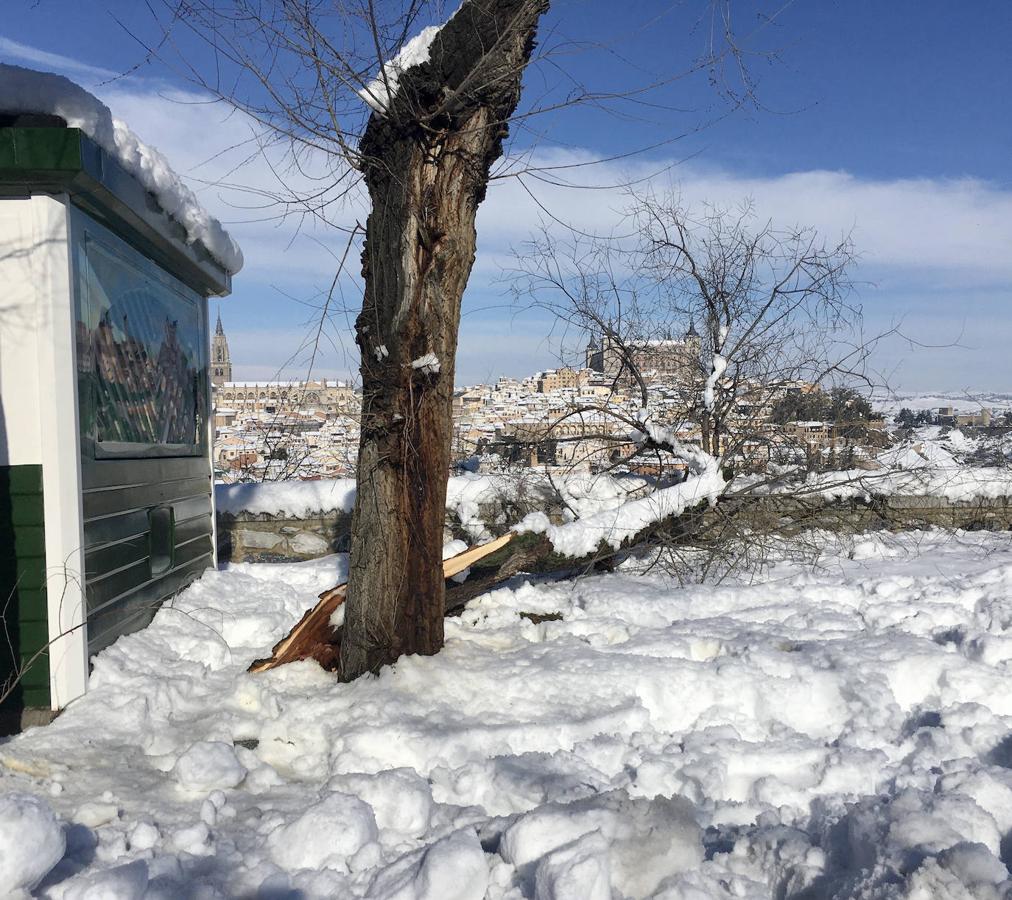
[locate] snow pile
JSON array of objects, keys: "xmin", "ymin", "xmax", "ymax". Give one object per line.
[
  {"xmin": 217, "ymin": 473, "xmax": 654, "ymax": 530},
  {"xmin": 266, "ymin": 792, "xmax": 378, "ymax": 874},
  {"xmin": 879, "ymin": 427, "xmax": 969, "ymax": 469},
  {"xmin": 7, "ymin": 531, "xmax": 1012, "ymax": 895},
  {"xmin": 359, "ymin": 25, "xmax": 444, "ymax": 114},
  {"xmin": 0, "ymin": 792, "xmax": 65, "ymax": 894},
  {"xmin": 173, "ymin": 742, "xmax": 246, "ymax": 792},
  {"xmin": 0, "ymin": 64, "xmax": 243, "ymax": 274},
  {"xmin": 789, "ymin": 466, "xmax": 1012, "ymax": 502},
  {"xmin": 500, "ymin": 792, "xmax": 702, "ymax": 897},
  {"xmin": 878, "ymin": 440, "xmax": 958, "ymax": 469},
  {"xmin": 216, "ymin": 477, "xmax": 357, "ymax": 516}
]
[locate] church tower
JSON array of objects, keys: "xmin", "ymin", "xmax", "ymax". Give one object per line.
[{"xmin": 211, "ymin": 309, "xmax": 232, "ymax": 386}]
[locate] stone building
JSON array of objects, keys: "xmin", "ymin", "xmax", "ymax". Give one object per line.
[
  {"xmin": 210, "ymin": 318, "xmax": 359, "ymax": 417},
  {"xmin": 217, "ymin": 380, "xmax": 359, "ymax": 417},
  {"xmin": 585, "ymin": 324, "xmax": 701, "ymax": 385},
  {"xmin": 535, "ymin": 367, "xmax": 590, "ymax": 393},
  {"xmin": 211, "ymin": 310, "xmax": 232, "ymax": 386}
]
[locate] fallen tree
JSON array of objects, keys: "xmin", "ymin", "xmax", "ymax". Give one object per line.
[
  {"xmin": 250, "ymin": 533, "xmax": 516, "ymax": 673},
  {"xmin": 250, "ymin": 464, "xmax": 724, "ymax": 673}
]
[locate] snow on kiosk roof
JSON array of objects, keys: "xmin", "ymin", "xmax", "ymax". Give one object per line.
[
  {"xmin": 0, "ymin": 66, "xmax": 240, "ymax": 731},
  {"xmin": 0, "ymin": 64, "xmax": 242, "ymax": 289}
]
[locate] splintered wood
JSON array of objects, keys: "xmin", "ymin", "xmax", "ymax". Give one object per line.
[{"xmin": 248, "ymin": 533, "xmax": 514, "ymax": 674}]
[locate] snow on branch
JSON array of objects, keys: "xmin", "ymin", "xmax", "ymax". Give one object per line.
[
  {"xmin": 0, "ymin": 64, "xmax": 243, "ymax": 274},
  {"xmin": 703, "ymin": 325, "xmax": 730, "ymax": 412},
  {"xmin": 358, "ymin": 25, "xmax": 444, "ymax": 114},
  {"xmin": 514, "ymin": 460, "xmax": 726, "ymax": 558},
  {"xmin": 629, "ymin": 412, "xmax": 716, "ymax": 476}
]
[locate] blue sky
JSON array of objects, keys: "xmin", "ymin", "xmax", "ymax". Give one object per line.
[{"xmin": 3, "ymin": 0, "xmax": 1011, "ymax": 391}]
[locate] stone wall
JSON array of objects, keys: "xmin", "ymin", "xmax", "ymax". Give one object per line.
[
  {"xmin": 216, "ymin": 494, "xmax": 1012, "ymax": 564},
  {"xmin": 726, "ymin": 494, "xmax": 1012, "ymax": 536},
  {"xmin": 217, "ymin": 511, "xmax": 353, "ymax": 563}
]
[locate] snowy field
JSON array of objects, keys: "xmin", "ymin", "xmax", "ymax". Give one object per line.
[
  {"xmin": 4, "ymin": 531, "xmax": 1012, "ymax": 898},
  {"xmin": 872, "ymin": 391, "xmax": 1012, "ymax": 419}
]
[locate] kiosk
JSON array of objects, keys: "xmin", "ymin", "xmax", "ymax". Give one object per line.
[{"xmin": 0, "ymin": 113, "xmax": 236, "ymax": 726}]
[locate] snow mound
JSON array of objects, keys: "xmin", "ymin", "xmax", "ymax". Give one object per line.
[
  {"xmin": 0, "ymin": 64, "xmax": 243, "ymax": 274},
  {"xmin": 172, "ymin": 741, "xmax": 246, "ymax": 792},
  {"xmin": 0, "ymin": 792, "xmax": 65, "ymax": 893},
  {"xmin": 327, "ymin": 769, "xmax": 433, "ymax": 838},
  {"xmin": 367, "ymin": 828, "xmax": 488, "ymax": 900},
  {"xmin": 533, "ymin": 830, "xmax": 611, "ymax": 900},
  {"xmin": 267, "ymin": 791, "xmax": 379, "ymax": 873},
  {"xmin": 216, "ymin": 477, "xmax": 357, "ymax": 516},
  {"xmin": 216, "ymin": 472, "xmax": 656, "ymax": 531},
  {"xmin": 501, "ymin": 791, "xmax": 702, "ymax": 897},
  {"xmin": 4, "ymin": 533, "xmax": 1012, "ymax": 896},
  {"xmin": 878, "ymin": 432, "xmax": 960, "ymax": 469},
  {"xmin": 62, "ymin": 860, "xmax": 149, "ymax": 900}
]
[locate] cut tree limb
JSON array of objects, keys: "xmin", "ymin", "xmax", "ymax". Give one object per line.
[
  {"xmin": 250, "ymin": 493, "xmax": 715, "ymax": 675},
  {"xmin": 248, "ymin": 534, "xmax": 514, "ymax": 674}
]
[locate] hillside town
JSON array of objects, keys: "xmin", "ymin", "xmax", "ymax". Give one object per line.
[{"xmin": 212, "ymin": 317, "xmax": 1010, "ymax": 483}]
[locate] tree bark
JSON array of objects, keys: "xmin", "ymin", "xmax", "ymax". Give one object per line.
[{"xmin": 341, "ymin": 0, "xmax": 550, "ymax": 680}]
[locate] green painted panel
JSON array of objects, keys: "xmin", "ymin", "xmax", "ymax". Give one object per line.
[
  {"xmin": 0, "ymin": 464, "xmax": 51, "ymax": 717},
  {"xmin": 16, "ymin": 620, "xmax": 49, "ymax": 648},
  {"xmin": 0, "ymin": 127, "xmax": 83, "ymax": 173},
  {"xmin": 2, "ymin": 525, "xmax": 45, "ymax": 559},
  {"xmin": 18, "ymin": 653, "xmax": 49, "ymax": 686},
  {"xmin": 4, "ymin": 466, "xmax": 43, "ymax": 495},
  {"xmin": 21, "ymin": 686, "xmax": 50, "ymax": 709},
  {"xmin": 4, "ymin": 563, "xmax": 46, "ymax": 594},
  {"xmin": 8, "ymin": 495, "xmax": 45, "ymax": 527}
]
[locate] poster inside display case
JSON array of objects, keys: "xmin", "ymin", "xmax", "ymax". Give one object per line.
[{"xmin": 74, "ymin": 213, "xmax": 208, "ymax": 458}]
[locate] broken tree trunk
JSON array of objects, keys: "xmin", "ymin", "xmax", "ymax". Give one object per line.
[
  {"xmin": 250, "ymin": 534, "xmax": 514, "ymax": 674},
  {"xmin": 252, "ymin": 492, "xmax": 718, "ymax": 676},
  {"xmin": 342, "ymin": 0, "xmax": 550, "ymax": 680}
]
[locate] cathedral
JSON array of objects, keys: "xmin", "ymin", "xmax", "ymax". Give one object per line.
[
  {"xmin": 210, "ymin": 315, "xmax": 358, "ymax": 416},
  {"xmin": 211, "ymin": 309, "xmax": 232, "ymax": 386}
]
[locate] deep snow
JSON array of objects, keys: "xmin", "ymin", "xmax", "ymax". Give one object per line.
[{"xmin": 3, "ymin": 531, "xmax": 1012, "ymax": 897}]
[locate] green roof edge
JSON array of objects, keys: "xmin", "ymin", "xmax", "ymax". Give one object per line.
[{"xmin": 0, "ymin": 127, "xmax": 232, "ymax": 297}]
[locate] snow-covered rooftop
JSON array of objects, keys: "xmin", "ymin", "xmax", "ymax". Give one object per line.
[{"xmin": 0, "ymin": 64, "xmax": 243, "ymax": 275}]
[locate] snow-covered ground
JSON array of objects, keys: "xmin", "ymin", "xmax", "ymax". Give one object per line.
[
  {"xmin": 4, "ymin": 531, "xmax": 1012, "ymax": 897},
  {"xmin": 873, "ymin": 391, "xmax": 1012, "ymax": 419}
]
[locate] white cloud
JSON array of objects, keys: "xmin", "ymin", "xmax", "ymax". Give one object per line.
[
  {"xmin": 479, "ymin": 149, "xmax": 1012, "ymax": 282},
  {"xmin": 0, "ymin": 37, "xmax": 117, "ymax": 81},
  {"xmin": 7, "ymin": 39, "xmax": 1011, "ymax": 389}
]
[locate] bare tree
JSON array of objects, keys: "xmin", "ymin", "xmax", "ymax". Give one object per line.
[
  {"xmin": 506, "ymin": 191, "xmax": 894, "ymax": 577},
  {"xmin": 142, "ymin": 0, "xmax": 793, "ymax": 677}
]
